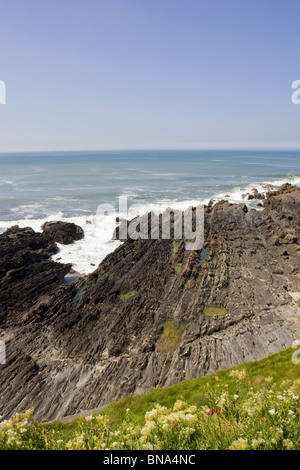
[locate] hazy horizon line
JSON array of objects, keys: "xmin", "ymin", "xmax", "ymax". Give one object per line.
[{"xmin": 1, "ymin": 144, "xmax": 300, "ymax": 155}]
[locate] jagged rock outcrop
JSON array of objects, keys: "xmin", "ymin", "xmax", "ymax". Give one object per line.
[
  {"xmin": 242, "ymin": 188, "xmax": 265, "ymax": 200},
  {"xmin": 0, "ymin": 185, "xmax": 299, "ymax": 421},
  {"xmin": 42, "ymin": 221, "xmax": 84, "ymax": 244},
  {"xmin": 0, "ymin": 226, "xmax": 71, "ymax": 327}
]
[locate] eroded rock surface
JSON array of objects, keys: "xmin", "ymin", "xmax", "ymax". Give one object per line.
[
  {"xmin": 42, "ymin": 221, "xmax": 84, "ymax": 245},
  {"xmin": 0, "ymin": 226, "xmax": 71, "ymax": 327},
  {"xmin": 0, "ymin": 185, "xmax": 299, "ymax": 421}
]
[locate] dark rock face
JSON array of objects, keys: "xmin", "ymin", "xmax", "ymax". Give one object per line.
[
  {"xmin": 242, "ymin": 188, "xmax": 266, "ymax": 200},
  {"xmin": 0, "ymin": 185, "xmax": 300, "ymax": 422},
  {"xmin": 0, "ymin": 226, "xmax": 71, "ymax": 327},
  {"xmin": 42, "ymin": 221, "xmax": 84, "ymax": 244},
  {"xmin": 0, "ymin": 225, "xmax": 57, "ymax": 276}
]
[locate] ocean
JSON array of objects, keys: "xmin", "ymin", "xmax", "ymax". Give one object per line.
[{"xmin": 0, "ymin": 149, "xmax": 299, "ymax": 274}]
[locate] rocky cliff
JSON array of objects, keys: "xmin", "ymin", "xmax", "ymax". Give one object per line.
[{"xmin": 0, "ymin": 184, "xmax": 299, "ymax": 421}]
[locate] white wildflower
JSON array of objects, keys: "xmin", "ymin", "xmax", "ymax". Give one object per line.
[
  {"xmin": 173, "ymin": 400, "xmax": 186, "ymax": 411},
  {"xmin": 283, "ymin": 439, "xmax": 294, "ymax": 450},
  {"xmin": 265, "ymin": 377, "xmax": 274, "ymax": 383},
  {"xmin": 229, "ymin": 438, "xmax": 248, "ymax": 450},
  {"xmin": 145, "ymin": 409, "xmax": 158, "ymax": 421},
  {"xmin": 251, "ymin": 438, "xmax": 265, "ymax": 449}
]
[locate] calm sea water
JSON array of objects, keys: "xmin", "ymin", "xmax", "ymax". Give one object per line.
[{"xmin": 1, "ymin": 149, "xmax": 299, "ymax": 273}]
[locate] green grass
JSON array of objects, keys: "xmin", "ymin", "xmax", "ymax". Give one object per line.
[
  {"xmin": 2, "ymin": 348, "xmax": 300, "ymax": 450},
  {"xmin": 120, "ymin": 290, "xmax": 138, "ymax": 300},
  {"xmin": 48, "ymin": 347, "xmax": 299, "ymax": 435},
  {"xmin": 100, "ymin": 347, "xmax": 298, "ymax": 428},
  {"xmin": 204, "ymin": 306, "xmax": 228, "ymax": 317}
]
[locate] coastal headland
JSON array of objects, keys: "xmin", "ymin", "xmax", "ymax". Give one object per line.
[{"xmin": 0, "ymin": 183, "xmax": 299, "ymax": 422}]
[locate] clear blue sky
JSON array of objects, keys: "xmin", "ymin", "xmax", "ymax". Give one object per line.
[{"xmin": 0, "ymin": 0, "xmax": 299, "ymax": 152}]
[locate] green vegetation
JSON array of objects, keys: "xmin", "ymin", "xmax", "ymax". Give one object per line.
[
  {"xmin": 204, "ymin": 306, "xmax": 228, "ymax": 317},
  {"xmin": 157, "ymin": 319, "xmax": 186, "ymax": 352},
  {"xmin": 173, "ymin": 239, "xmax": 181, "ymax": 254},
  {"xmin": 287, "ymin": 293, "xmax": 300, "ymax": 308},
  {"xmin": 174, "ymin": 263, "xmax": 182, "ymax": 274},
  {"xmin": 120, "ymin": 290, "xmax": 138, "ymax": 300},
  {"xmin": 1, "ymin": 348, "xmax": 299, "ymax": 450}
]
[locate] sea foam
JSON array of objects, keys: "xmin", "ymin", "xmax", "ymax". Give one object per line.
[{"xmin": 1, "ymin": 176, "xmax": 299, "ymax": 275}]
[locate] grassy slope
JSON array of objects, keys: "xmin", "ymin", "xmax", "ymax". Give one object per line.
[{"xmin": 49, "ymin": 347, "xmax": 300, "ymax": 440}]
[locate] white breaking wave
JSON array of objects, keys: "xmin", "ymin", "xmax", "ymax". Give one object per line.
[
  {"xmin": 0, "ymin": 212, "xmax": 121, "ymax": 275},
  {"xmin": 212, "ymin": 175, "xmax": 300, "ymax": 205},
  {"xmin": 0, "ymin": 176, "xmax": 299, "ymax": 275}
]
